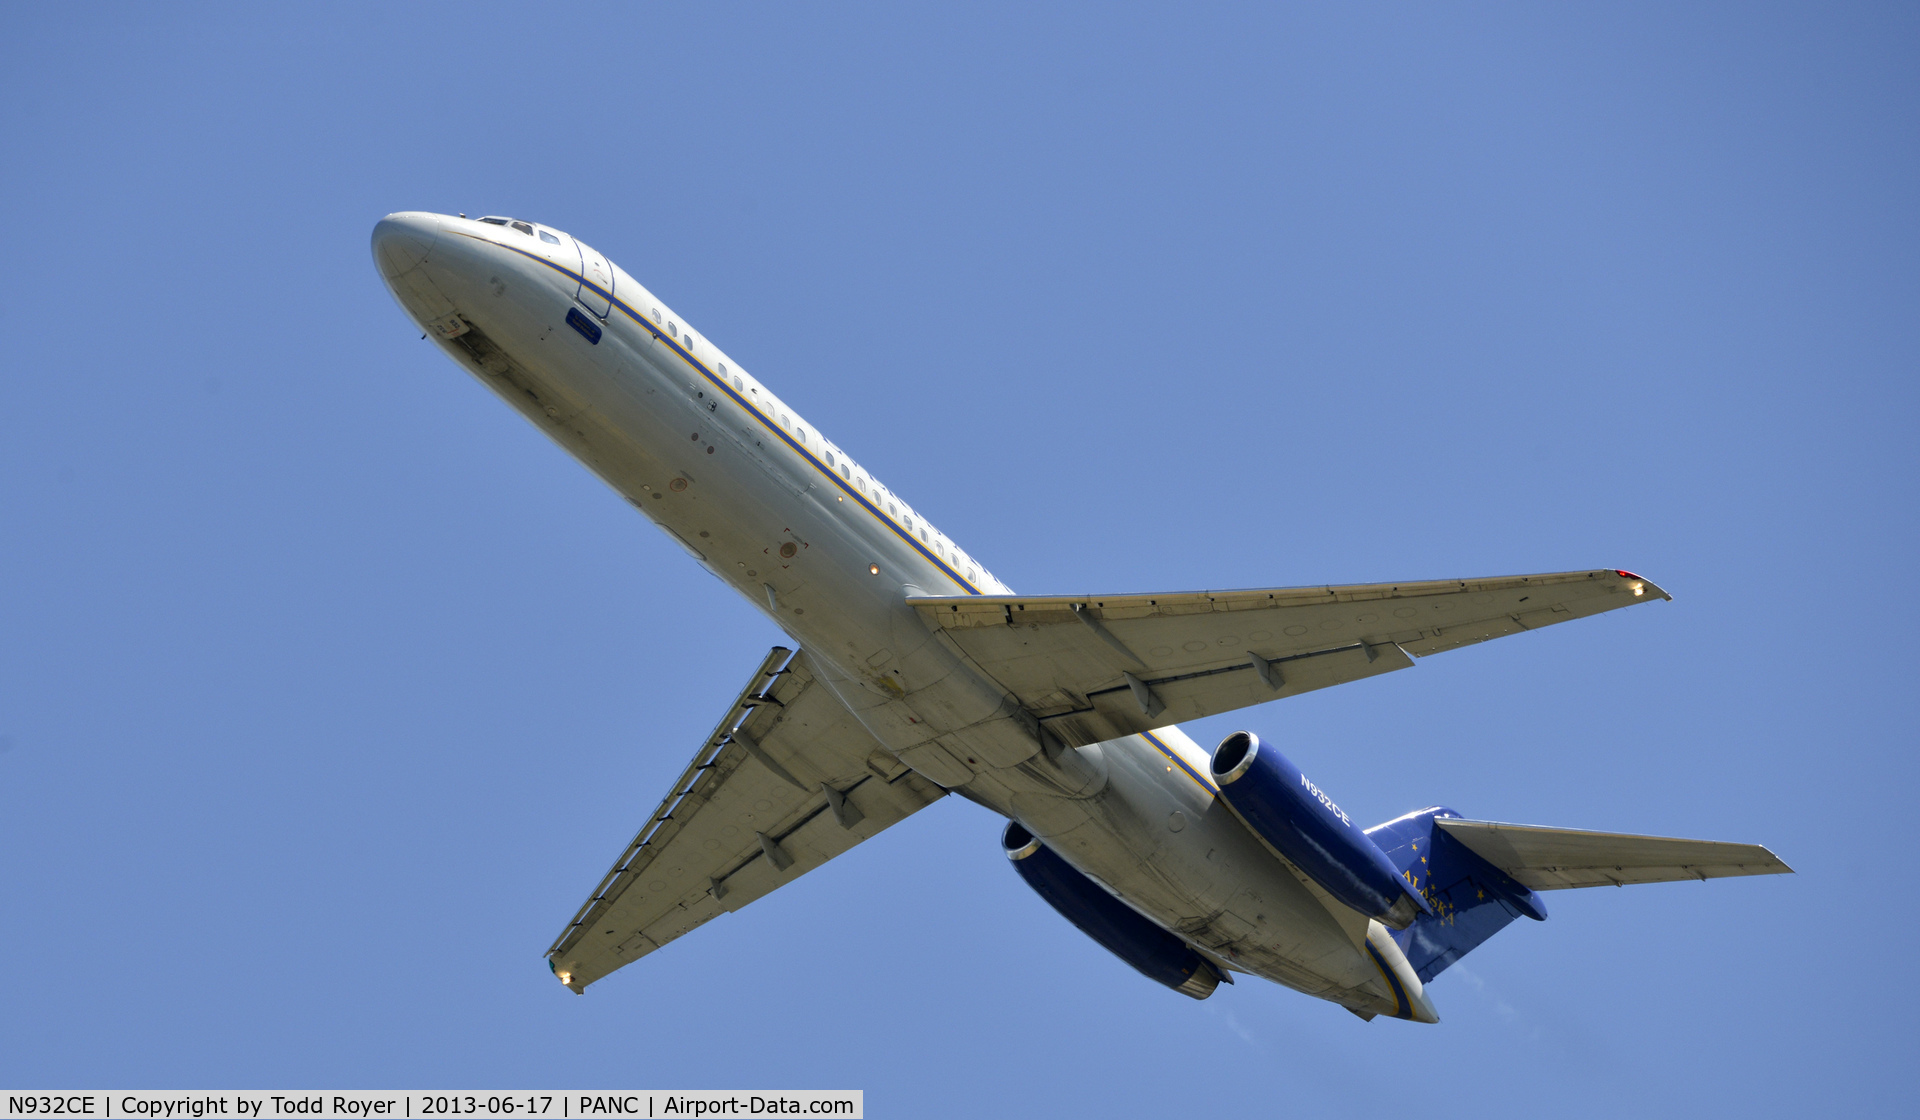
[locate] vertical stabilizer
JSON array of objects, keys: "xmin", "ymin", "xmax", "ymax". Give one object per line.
[{"xmin": 1366, "ymin": 808, "xmax": 1548, "ymax": 982}]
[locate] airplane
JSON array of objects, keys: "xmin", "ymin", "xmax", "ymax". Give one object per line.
[{"xmin": 371, "ymin": 211, "xmax": 1791, "ymax": 1023}]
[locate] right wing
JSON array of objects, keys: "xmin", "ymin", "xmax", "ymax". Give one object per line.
[
  {"xmin": 910, "ymin": 569, "xmax": 1667, "ymax": 747},
  {"xmin": 1434, "ymin": 818, "xmax": 1794, "ymax": 890},
  {"xmin": 545, "ymin": 647, "xmax": 946, "ymax": 992}
]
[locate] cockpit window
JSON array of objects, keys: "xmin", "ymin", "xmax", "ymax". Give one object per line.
[
  {"xmin": 511, "ymin": 222, "xmax": 534, "ymax": 235},
  {"xmin": 538, "ymin": 230, "xmax": 561, "ymax": 245},
  {"xmin": 477, "ymin": 216, "xmax": 510, "ymax": 226}
]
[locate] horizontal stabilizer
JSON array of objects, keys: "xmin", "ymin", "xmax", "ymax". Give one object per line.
[{"xmin": 1433, "ymin": 819, "xmax": 1793, "ymax": 891}]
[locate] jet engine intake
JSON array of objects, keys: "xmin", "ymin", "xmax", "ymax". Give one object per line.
[
  {"xmin": 1002, "ymin": 822, "xmax": 1222, "ymax": 1000},
  {"xmin": 1210, "ymin": 731, "xmax": 1432, "ymax": 929}
]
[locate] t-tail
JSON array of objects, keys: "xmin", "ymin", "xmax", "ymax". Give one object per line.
[{"xmin": 1365, "ymin": 807, "xmax": 1794, "ymax": 984}]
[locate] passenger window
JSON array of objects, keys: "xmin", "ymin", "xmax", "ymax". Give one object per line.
[
  {"xmin": 511, "ymin": 222, "xmax": 534, "ymax": 235},
  {"xmin": 733, "ymin": 376, "xmax": 743, "ymax": 391},
  {"xmin": 889, "ymin": 503, "xmax": 897, "ymax": 517},
  {"xmin": 826, "ymin": 451, "xmax": 836, "ymax": 467},
  {"xmin": 538, "ymin": 230, "xmax": 561, "ymax": 245},
  {"xmin": 780, "ymin": 415, "xmax": 790, "ymax": 431},
  {"xmin": 652, "ymin": 308, "xmax": 661, "ymax": 323},
  {"xmin": 840, "ymin": 464, "xmax": 851, "ymax": 479},
  {"xmin": 669, "ymin": 322, "xmax": 678, "ymax": 338},
  {"xmin": 856, "ymin": 476, "xmax": 867, "ymax": 493}
]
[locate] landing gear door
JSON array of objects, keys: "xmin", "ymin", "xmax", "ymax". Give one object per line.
[{"xmin": 575, "ymin": 240, "xmax": 614, "ymax": 318}]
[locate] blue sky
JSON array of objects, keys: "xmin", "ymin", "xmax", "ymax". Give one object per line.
[{"xmin": 2, "ymin": 3, "xmax": 1913, "ymax": 1115}]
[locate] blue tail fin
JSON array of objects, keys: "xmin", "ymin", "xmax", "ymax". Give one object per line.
[{"xmin": 1366, "ymin": 808, "xmax": 1549, "ymax": 983}]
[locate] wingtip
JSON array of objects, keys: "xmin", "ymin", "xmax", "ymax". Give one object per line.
[{"xmin": 1610, "ymin": 570, "xmax": 1672, "ymax": 602}]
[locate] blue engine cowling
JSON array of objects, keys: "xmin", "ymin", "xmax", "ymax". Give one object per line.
[
  {"xmin": 1003, "ymin": 822, "xmax": 1223, "ymax": 1000},
  {"xmin": 1209, "ymin": 731, "xmax": 1432, "ymax": 929}
]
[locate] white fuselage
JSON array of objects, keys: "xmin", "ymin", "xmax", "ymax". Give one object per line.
[{"xmin": 373, "ymin": 212, "xmax": 1411, "ymax": 1017}]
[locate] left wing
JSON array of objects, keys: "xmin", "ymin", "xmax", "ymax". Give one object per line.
[
  {"xmin": 545, "ymin": 647, "xmax": 946, "ymax": 992},
  {"xmin": 911, "ymin": 569, "xmax": 1667, "ymax": 747}
]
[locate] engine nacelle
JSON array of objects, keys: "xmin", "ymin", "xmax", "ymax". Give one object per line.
[
  {"xmin": 1002, "ymin": 822, "xmax": 1222, "ymax": 1000},
  {"xmin": 1209, "ymin": 731, "xmax": 1432, "ymax": 929}
]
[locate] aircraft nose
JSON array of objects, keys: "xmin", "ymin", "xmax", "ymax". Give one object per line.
[{"xmin": 371, "ymin": 212, "xmax": 442, "ymax": 278}]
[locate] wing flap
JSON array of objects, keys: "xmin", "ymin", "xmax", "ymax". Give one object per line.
[
  {"xmin": 912, "ymin": 569, "xmax": 1663, "ymax": 743},
  {"xmin": 1433, "ymin": 818, "xmax": 1794, "ymax": 890},
  {"xmin": 1038, "ymin": 640, "xmax": 1412, "ymax": 748},
  {"xmin": 546, "ymin": 648, "xmax": 945, "ymax": 991}
]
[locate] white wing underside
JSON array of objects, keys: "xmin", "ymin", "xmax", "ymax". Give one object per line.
[
  {"xmin": 910, "ymin": 568, "xmax": 1667, "ymax": 746},
  {"xmin": 546, "ymin": 648, "xmax": 945, "ymax": 992}
]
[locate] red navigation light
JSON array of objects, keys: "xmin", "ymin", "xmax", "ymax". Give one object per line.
[{"xmin": 1615, "ymin": 570, "xmax": 1641, "ymax": 580}]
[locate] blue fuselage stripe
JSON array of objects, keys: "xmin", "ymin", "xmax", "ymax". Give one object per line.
[{"xmin": 1140, "ymin": 730, "xmax": 1217, "ymax": 793}]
